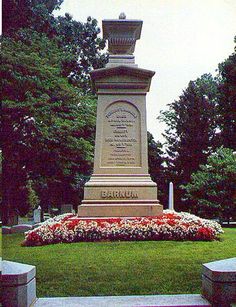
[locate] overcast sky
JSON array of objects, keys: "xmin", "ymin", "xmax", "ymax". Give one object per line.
[{"xmin": 54, "ymin": 0, "xmax": 236, "ymax": 142}]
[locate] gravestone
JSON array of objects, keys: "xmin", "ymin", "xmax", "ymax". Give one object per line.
[
  {"xmin": 33, "ymin": 206, "xmax": 41, "ymax": 224},
  {"xmin": 11, "ymin": 224, "xmax": 33, "ymax": 233},
  {"xmin": 202, "ymin": 257, "xmax": 236, "ymax": 306},
  {"xmin": 78, "ymin": 15, "xmax": 163, "ymax": 217},
  {"xmin": 61, "ymin": 204, "xmax": 73, "ymax": 214},
  {"xmin": 2, "ymin": 260, "xmax": 36, "ymax": 307}
]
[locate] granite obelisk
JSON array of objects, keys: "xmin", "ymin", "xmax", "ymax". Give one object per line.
[{"xmin": 78, "ymin": 14, "xmax": 163, "ymax": 217}]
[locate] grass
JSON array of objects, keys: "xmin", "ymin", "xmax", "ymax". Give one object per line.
[{"xmin": 3, "ymin": 228, "xmax": 236, "ymax": 298}]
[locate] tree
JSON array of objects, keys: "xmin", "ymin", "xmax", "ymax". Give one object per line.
[
  {"xmin": 217, "ymin": 37, "xmax": 236, "ymax": 150},
  {"xmin": 147, "ymin": 132, "xmax": 167, "ymax": 207},
  {"xmin": 27, "ymin": 180, "xmax": 40, "ymax": 212},
  {"xmin": 56, "ymin": 14, "xmax": 108, "ymax": 92},
  {"xmin": 2, "ymin": 0, "xmax": 108, "ymax": 93},
  {"xmin": 2, "ymin": 0, "xmax": 108, "ymax": 224},
  {"xmin": 2, "ymin": 0, "xmax": 63, "ymax": 37},
  {"xmin": 182, "ymin": 147, "xmax": 236, "ymax": 220},
  {"xmin": 1, "ymin": 30, "xmax": 97, "ymax": 225},
  {"xmin": 158, "ymin": 74, "xmax": 219, "ymax": 212}
]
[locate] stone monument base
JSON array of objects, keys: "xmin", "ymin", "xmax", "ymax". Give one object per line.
[
  {"xmin": 78, "ymin": 175, "xmax": 163, "ymax": 217},
  {"xmin": 78, "ymin": 203, "xmax": 163, "ymax": 217}
]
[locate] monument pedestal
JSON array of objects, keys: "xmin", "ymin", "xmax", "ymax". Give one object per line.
[
  {"xmin": 79, "ymin": 175, "xmax": 162, "ymax": 217},
  {"xmin": 78, "ymin": 205, "xmax": 162, "ymax": 217},
  {"xmin": 78, "ymin": 16, "xmax": 163, "ymax": 217}
]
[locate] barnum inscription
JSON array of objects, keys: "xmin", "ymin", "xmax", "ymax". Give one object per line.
[{"xmin": 101, "ymin": 190, "xmax": 138, "ymax": 199}]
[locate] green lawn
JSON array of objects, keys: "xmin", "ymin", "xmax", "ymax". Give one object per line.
[{"xmin": 3, "ymin": 228, "xmax": 236, "ymax": 297}]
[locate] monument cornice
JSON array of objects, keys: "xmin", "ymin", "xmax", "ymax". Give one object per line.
[
  {"xmin": 90, "ymin": 65, "xmax": 155, "ymax": 92},
  {"xmin": 90, "ymin": 65, "xmax": 155, "ymax": 80},
  {"xmin": 95, "ymin": 82, "xmax": 149, "ymax": 91}
]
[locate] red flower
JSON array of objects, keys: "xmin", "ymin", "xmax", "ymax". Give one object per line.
[
  {"xmin": 50, "ymin": 223, "xmax": 61, "ymax": 231},
  {"xmin": 196, "ymin": 227, "xmax": 214, "ymax": 240},
  {"xmin": 25, "ymin": 231, "xmax": 42, "ymax": 246}
]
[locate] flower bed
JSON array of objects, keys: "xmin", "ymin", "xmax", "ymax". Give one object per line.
[{"xmin": 23, "ymin": 210, "xmax": 223, "ymax": 246}]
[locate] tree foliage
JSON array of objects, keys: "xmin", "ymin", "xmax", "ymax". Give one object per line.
[
  {"xmin": 147, "ymin": 132, "xmax": 167, "ymax": 206},
  {"xmin": 158, "ymin": 74, "xmax": 219, "ymax": 211},
  {"xmin": 27, "ymin": 180, "xmax": 40, "ymax": 212},
  {"xmin": 182, "ymin": 147, "xmax": 236, "ymax": 220},
  {"xmin": 1, "ymin": 30, "xmax": 97, "ymax": 224},
  {"xmin": 217, "ymin": 37, "xmax": 236, "ymax": 150},
  {"xmin": 3, "ymin": 0, "xmax": 63, "ymax": 37},
  {"xmin": 56, "ymin": 13, "xmax": 107, "ymax": 92},
  {"xmin": 156, "ymin": 37, "xmax": 236, "ymax": 216},
  {"xmin": 2, "ymin": 0, "xmax": 108, "ymax": 92},
  {"xmin": 1, "ymin": 0, "xmax": 109, "ymax": 224}
]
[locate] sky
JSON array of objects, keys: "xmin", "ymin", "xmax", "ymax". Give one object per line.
[{"xmin": 54, "ymin": 0, "xmax": 236, "ymax": 142}]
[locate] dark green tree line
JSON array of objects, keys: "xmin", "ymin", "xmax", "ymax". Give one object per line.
[
  {"xmin": 217, "ymin": 37, "xmax": 236, "ymax": 149},
  {"xmin": 147, "ymin": 132, "xmax": 168, "ymax": 207},
  {"xmin": 1, "ymin": 30, "xmax": 98, "ymax": 224},
  {"xmin": 182, "ymin": 147, "xmax": 236, "ymax": 220},
  {"xmin": 3, "ymin": 0, "xmax": 108, "ymax": 92},
  {"xmin": 1, "ymin": 0, "xmax": 107, "ymax": 225},
  {"xmin": 156, "ymin": 37, "xmax": 235, "ymax": 216},
  {"xmin": 158, "ymin": 74, "xmax": 219, "ymax": 212}
]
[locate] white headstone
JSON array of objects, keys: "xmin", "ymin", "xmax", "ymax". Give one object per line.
[
  {"xmin": 168, "ymin": 182, "xmax": 174, "ymax": 211},
  {"xmin": 33, "ymin": 206, "xmax": 41, "ymax": 224}
]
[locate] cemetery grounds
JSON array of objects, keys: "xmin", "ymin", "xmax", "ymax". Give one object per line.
[{"xmin": 3, "ymin": 228, "xmax": 236, "ymax": 297}]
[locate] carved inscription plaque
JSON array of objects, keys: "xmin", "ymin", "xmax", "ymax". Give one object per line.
[{"xmin": 102, "ymin": 101, "xmax": 141, "ymax": 167}]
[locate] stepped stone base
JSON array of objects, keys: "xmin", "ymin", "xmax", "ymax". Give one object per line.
[
  {"xmin": 78, "ymin": 203, "xmax": 163, "ymax": 217},
  {"xmin": 78, "ymin": 175, "xmax": 163, "ymax": 217}
]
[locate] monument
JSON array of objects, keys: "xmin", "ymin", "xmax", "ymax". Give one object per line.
[
  {"xmin": 78, "ymin": 14, "xmax": 163, "ymax": 217},
  {"xmin": 168, "ymin": 182, "xmax": 174, "ymax": 211}
]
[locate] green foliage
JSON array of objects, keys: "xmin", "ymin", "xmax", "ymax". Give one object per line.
[
  {"xmin": 1, "ymin": 0, "xmax": 108, "ymax": 224},
  {"xmin": 27, "ymin": 180, "xmax": 40, "ymax": 211},
  {"xmin": 158, "ymin": 74, "xmax": 219, "ymax": 211},
  {"xmin": 2, "ymin": 0, "xmax": 63, "ymax": 37},
  {"xmin": 2, "ymin": 29, "xmax": 97, "ymax": 164},
  {"xmin": 147, "ymin": 132, "xmax": 167, "ymax": 206},
  {"xmin": 56, "ymin": 14, "xmax": 108, "ymax": 92},
  {"xmin": 1, "ymin": 30, "xmax": 97, "ymax": 223},
  {"xmin": 2, "ymin": 0, "xmax": 108, "ymax": 93},
  {"xmin": 157, "ymin": 37, "xmax": 236, "ymax": 214},
  {"xmin": 182, "ymin": 147, "xmax": 236, "ymax": 219},
  {"xmin": 217, "ymin": 37, "xmax": 236, "ymax": 149}
]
